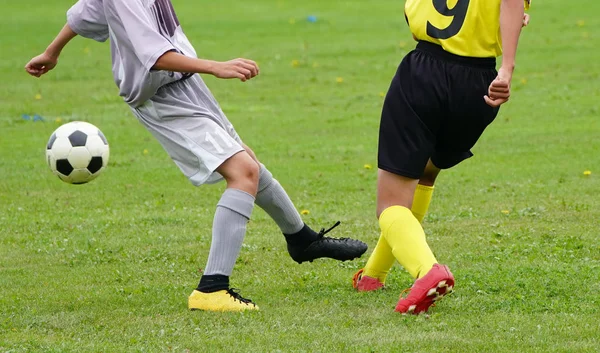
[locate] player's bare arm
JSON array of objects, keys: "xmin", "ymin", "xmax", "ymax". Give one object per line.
[
  {"xmin": 25, "ymin": 24, "xmax": 77, "ymax": 78},
  {"xmin": 484, "ymin": 0, "xmax": 525, "ymax": 108},
  {"xmin": 153, "ymin": 51, "xmax": 259, "ymax": 82}
]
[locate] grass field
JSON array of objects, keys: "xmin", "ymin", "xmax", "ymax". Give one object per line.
[{"xmin": 1, "ymin": 0, "xmax": 599, "ymax": 352}]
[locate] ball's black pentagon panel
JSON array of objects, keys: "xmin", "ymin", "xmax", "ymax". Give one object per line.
[
  {"xmin": 88, "ymin": 156, "xmax": 104, "ymax": 174},
  {"xmin": 98, "ymin": 130, "xmax": 108, "ymax": 145},
  {"xmin": 68, "ymin": 130, "xmax": 88, "ymax": 147},
  {"xmin": 47, "ymin": 133, "xmax": 57, "ymax": 150},
  {"xmin": 56, "ymin": 159, "xmax": 74, "ymax": 176}
]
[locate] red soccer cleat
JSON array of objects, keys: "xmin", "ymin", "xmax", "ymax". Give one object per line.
[
  {"xmin": 352, "ymin": 269, "xmax": 384, "ymax": 292},
  {"xmin": 395, "ymin": 264, "xmax": 455, "ymax": 315}
]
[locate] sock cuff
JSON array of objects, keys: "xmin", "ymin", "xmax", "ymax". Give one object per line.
[
  {"xmin": 197, "ymin": 274, "xmax": 230, "ymax": 293},
  {"xmin": 283, "ymin": 223, "xmax": 317, "ymax": 245},
  {"xmin": 258, "ymin": 163, "xmax": 274, "ymax": 192},
  {"xmin": 380, "ymin": 205, "xmax": 411, "ymax": 218},
  {"xmin": 379, "ymin": 206, "xmax": 413, "ymax": 232},
  {"xmin": 218, "ymin": 188, "xmax": 255, "ymax": 219},
  {"xmin": 416, "ymin": 184, "xmax": 434, "ymax": 193}
]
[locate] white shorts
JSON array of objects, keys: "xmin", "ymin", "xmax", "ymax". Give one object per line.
[{"xmin": 131, "ymin": 75, "xmax": 244, "ymax": 186}]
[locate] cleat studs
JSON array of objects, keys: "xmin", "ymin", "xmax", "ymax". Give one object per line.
[
  {"xmin": 438, "ymin": 280, "xmax": 447, "ymax": 288},
  {"xmin": 408, "ymin": 305, "xmax": 416, "ymax": 313},
  {"xmin": 427, "ymin": 288, "xmax": 437, "ymax": 296}
]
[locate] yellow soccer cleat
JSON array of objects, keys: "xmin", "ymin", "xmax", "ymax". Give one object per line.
[{"xmin": 188, "ymin": 289, "xmax": 259, "ymax": 312}]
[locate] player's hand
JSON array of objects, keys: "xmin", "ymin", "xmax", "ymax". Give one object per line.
[
  {"xmin": 25, "ymin": 52, "xmax": 58, "ymax": 78},
  {"xmin": 484, "ymin": 68, "xmax": 512, "ymax": 108},
  {"xmin": 523, "ymin": 13, "xmax": 530, "ymax": 27},
  {"xmin": 212, "ymin": 59, "xmax": 259, "ymax": 82}
]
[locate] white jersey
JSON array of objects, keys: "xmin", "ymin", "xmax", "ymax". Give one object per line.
[{"xmin": 67, "ymin": 0, "xmax": 198, "ymax": 107}]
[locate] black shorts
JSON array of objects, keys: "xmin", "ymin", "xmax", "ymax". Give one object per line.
[{"xmin": 378, "ymin": 41, "xmax": 500, "ymax": 179}]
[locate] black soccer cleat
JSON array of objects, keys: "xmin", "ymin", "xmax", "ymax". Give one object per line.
[{"xmin": 285, "ymin": 221, "xmax": 368, "ymax": 264}]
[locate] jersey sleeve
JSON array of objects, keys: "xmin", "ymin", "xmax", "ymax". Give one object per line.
[
  {"xmin": 67, "ymin": 0, "xmax": 109, "ymax": 42},
  {"xmin": 104, "ymin": 0, "xmax": 177, "ymax": 71}
]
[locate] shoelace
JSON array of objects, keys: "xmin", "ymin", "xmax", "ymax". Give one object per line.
[
  {"xmin": 227, "ymin": 288, "xmax": 255, "ymax": 305},
  {"xmin": 316, "ymin": 221, "xmax": 341, "ymax": 239}
]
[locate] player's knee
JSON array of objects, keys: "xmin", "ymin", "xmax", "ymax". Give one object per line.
[
  {"xmin": 219, "ymin": 152, "xmax": 260, "ymax": 194},
  {"xmin": 419, "ymin": 171, "xmax": 438, "ymax": 186},
  {"xmin": 233, "ymin": 155, "xmax": 259, "ymax": 186},
  {"xmin": 244, "ymin": 159, "xmax": 260, "ymax": 185},
  {"xmin": 420, "ymin": 161, "xmax": 441, "ymax": 186}
]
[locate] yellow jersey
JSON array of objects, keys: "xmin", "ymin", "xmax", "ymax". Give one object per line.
[{"xmin": 405, "ymin": 0, "xmax": 530, "ymax": 58}]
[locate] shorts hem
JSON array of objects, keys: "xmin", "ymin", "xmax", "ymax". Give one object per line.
[
  {"xmin": 431, "ymin": 152, "xmax": 473, "ymax": 170},
  {"xmin": 378, "ymin": 164, "xmax": 422, "ymax": 180},
  {"xmin": 188, "ymin": 147, "xmax": 245, "ymax": 186}
]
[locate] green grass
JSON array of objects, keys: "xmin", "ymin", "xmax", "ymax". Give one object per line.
[{"xmin": 1, "ymin": 0, "xmax": 599, "ymax": 352}]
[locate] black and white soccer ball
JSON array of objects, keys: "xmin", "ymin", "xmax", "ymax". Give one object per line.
[{"xmin": 46, "ymin": 121, "xmax": 109, "ymax": 184}]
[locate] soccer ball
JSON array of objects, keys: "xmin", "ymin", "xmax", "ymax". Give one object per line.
[{"xmin": 46, "ymin": 121, "xmax": 110, "ymax": 184}]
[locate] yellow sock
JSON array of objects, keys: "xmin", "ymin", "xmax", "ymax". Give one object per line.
[
  {"xmin": 362, "ymin": 185, "xmax": 435, "ymax": 282},
  {"xmin": 362, "ymin": 232, "xmax": 395, "ymax": 282},
  {"xmin": 412, "ymin": 184, "xmax": 434, "ymax": 223},
  {"xmin": 379, "ymin": 206, "xmax": 437, "ymax": 279}
]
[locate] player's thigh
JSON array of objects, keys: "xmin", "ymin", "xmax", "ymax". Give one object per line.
[
  {"xmin": 419, "ymin": 159, "xmax": 442, "ymax": 186},
  {"xmin": 132, "ymin": 105, "xmax": 245, "ymax": 185},
  {"xmin": 433, "ymin": 67, "xmax": 499, "ymax": 169},
  {"xmin": 378, "ymin": 53, "xmax": 442, "ymax": 180},
  {"xmin": 448, "ymin": 65, "xmax": 499, "ymax": 140},
  {"xmin": 241, "ymin": 143, "xmax": 260, "ymax": 166}
]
